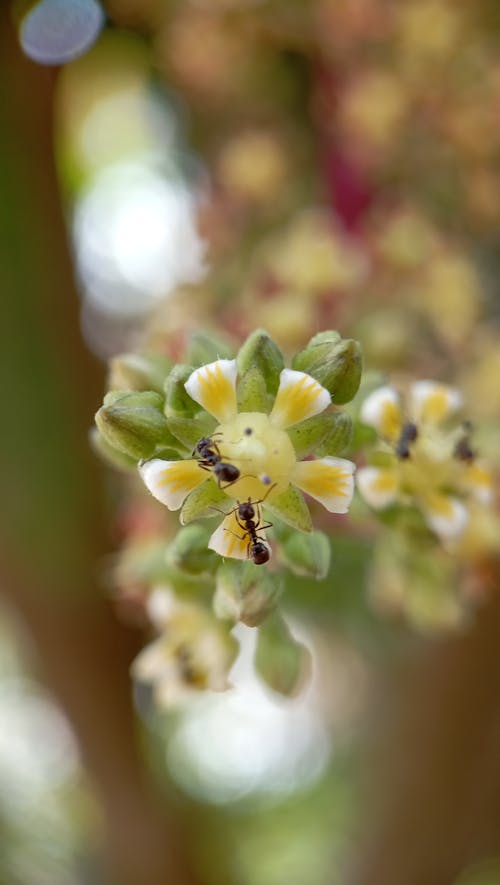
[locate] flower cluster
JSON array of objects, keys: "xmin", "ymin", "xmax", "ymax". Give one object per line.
[
  {"xmin": 357, "ymin": 381, "xmax": 493, "ymax": 542},
  {"xmin": 139, "ymin": 356, "xmax": 356, "ymax": 563}
]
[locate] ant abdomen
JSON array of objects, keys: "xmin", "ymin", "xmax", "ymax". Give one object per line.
[{"xmin": 250, "ymin": 541, "xmax": 270, "ymax": 565}]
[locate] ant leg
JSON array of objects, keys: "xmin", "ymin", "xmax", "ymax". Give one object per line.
[
  {"xmin": 208, "ymin": 504, "xmax": 235, "ymax": 517},
  {"xmin": 223, "ymin": 528, "xmax": 247, "ymax": 542}
]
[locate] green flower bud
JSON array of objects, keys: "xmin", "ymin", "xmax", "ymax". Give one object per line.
[
  {"xmin": 108, "ymin": 352, "xmax": 172, "ymax": 394},
  {"xmin": 167, "ymin": 524, "xmax": 217, "ymax": 575},
  {"xmin": 180, "ymin": 482, "xmax": 227, "ymax": 525},
  {"xmin": 237, "ymin": 366, "xmax": 269, "ymax": 412},
  {"xmin": 292, "ymin": 331, "xmax": 362, "ymax": 404},
  {"xmin": 95, "ymin": 391, "xmax": 175, "ymax": 460},
  {"xmin": 186, "ymin": 331, "xmax": 235, "ymax": 366},
  {"xmin": 89, "ymin": 427, "xmax": 137, "ymax": 471},
  {"xmin": 255, "ymin": 613, "xmax": 311, "ymax": 697},
  {"xmin": 265, "ymin": 485, "xmax": 313, "ymax": 533},
  {"xmin": 164, "ymin": 364, "xmax": 198, "ymax": 418},
  {"xmin": 237, "ymin": 329, "xmax": 284, "ymax": 396},
  {"xmin": 287, "ymin": 411, "xmax": 353, "ymax": 459},
  {"xmin": 280, "ymin": 529, "xmax": 331, "ymax": 579},
  {"xmin": 213, "ymin": 561, "xmax": 280, "ymax": 627}
]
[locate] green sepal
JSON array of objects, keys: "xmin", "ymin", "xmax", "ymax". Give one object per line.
[
  {"xmin": 213, "ymin": 561, "xmax": 281, "ymax": 627},
  {"xmin": 89, "ymin": 428, "xmax": 137, "ymax": 471},
  {"xmin": 280, "ymin": 529, "xmax": 331, "ymax": 579},
  {"xmin": 237, "ymin": 329, "xmax": 284, "ymax": 396},
  {"xmin": 180, "ymin": 480, "xmax": 228, "ymax": 525},
  {"xmin": 167, "ymin": 414, "xmax": 217, "ymax": 450},
  {"xmin": 164, "ymin": 364, "xmax": 198, "ymax": 418},
  {"xmin": 95, "ymin": 391, "xmax": 176, "ymax": 460},
  {"xmin": 287, "ymin": 411, "xmax": 352, "ymax": 458},
  {"xmin": 292, "ymin": 331, "xmax": 362, "ymax": 404},
  {"xmin": 237, "ymin": 366, "xmax": 269, "ymax": 412},
  {"xmin": 265, "ymin": 485, "xmax": 313, "ymax": 533},
  {"xmin": 166, "ymin": 524, "xmax": 217, "ymax": 576},
  {"xmin": 152, "ymin": 446, "xmax": 187, "ymax": 461},
  {"xmin": 186, "ymin": 330, "xmax": 235, "ymax": 366},
  {"xmin": 255, "ymin": 612, "xmax": 311, "ymax": 697},
  {"xmin": 316, "ymin": 412, "xmax": 353, "ymax": 457},
  {"xmin": 108, "ymin": 352, "xmax": 172, "ymax": 394}
]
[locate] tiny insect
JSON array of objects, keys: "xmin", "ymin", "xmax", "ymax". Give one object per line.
[
  {"xmin": 454, "ymin": 423, "xmax": 475, "ymax": 463},
  {"xmin": 395, "ymin": 422, "xmax": 418, "ymax": 459},
  {"xmin": 193, "ymin": 435, "xmax": 240, "ymax": 487},
  {"xmin": 224, "ymin": 484, "xmax": 276, "ymax": 565}
]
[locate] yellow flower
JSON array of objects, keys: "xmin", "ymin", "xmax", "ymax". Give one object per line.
[
  {"xmin": 357, "ymin": 382, "xmax": 493, "ymax": 541},
  {"xmin": 139, "ymin": 359, "xmax": 355, "ymax": 561}
]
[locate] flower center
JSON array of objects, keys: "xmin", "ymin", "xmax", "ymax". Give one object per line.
[{"xmin": 214, "ymin": 412, "xmax": 296, "ymax": 502}]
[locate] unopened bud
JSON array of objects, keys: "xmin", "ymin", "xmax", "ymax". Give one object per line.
[
  {"xmin": 237, "ymin": 329, "xmax": 284, "ymax": 396},
  {"xmin": 214, "ymin": 561, "xmax": 280, "ymax": 626},
  {"xmin": 292, "ymin": 331, "xmax": 362, "ymax": 403},
  {"xmin": 165, "ymin": 364, "xmax": 199, "ymax": 418},
  {"xmin": 167, "ymin": 524, "xmax": 217, "ymax": 575},
  {"xmin": 95, "ymin": 391, "xmax": 175, "ymax": 460},
  {"xmin": 186, "ymin": 331, "xmax": 235, "ymax": 366},
  {"xmin": 108, "ymin": 352, "xmax": 172, "ymax": 394}
]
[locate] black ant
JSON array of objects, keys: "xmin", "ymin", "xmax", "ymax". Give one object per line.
[
  {"xmin": 193, "ymin": 435, "xmax": 240, "ymax": 488},
  {"xmin": 395, "ymin": 422, "xmax": 418, "ymax": 459},
  {"xmin": 220, "ymin": 484, "xmax": 276, "ymax": 565},
  {"xmin": 454, "ymin": 422, "xmax": 475, "ymax": 463}
]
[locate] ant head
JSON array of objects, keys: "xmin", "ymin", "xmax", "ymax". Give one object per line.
[
  {"xmin": 250, "ymin": 541, "xmax": 270, "ymax": 565},
  {"xmin": 238, "ymin": 501, "xmax": 255, "ymax": 521}
]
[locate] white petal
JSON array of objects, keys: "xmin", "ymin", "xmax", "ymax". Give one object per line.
[
  {"xmin": 463, "ymin": 463, "xmax": 494, "ymax": 505},
  {"xmin": 292, "ymin": 456, "xmax": 355, "ymax": 513},
  {"xmin": 131, "ymin": 639, "xmax": 169, "ymax": 681},
  {"xmin": 357, "ymin": 466, "xmax": 399, "ymax": 509},
  {"xmin": 184, "ymin": 359, "xmax": 238, "ymax": 422},
  {"xmin": 421, "ymin": 494, "xmax": 469, "ymax": 539},
  {"xmin": 138, "ymin": 458, "xmax": 206, "ymax": 510},
  {"xmin": 410, "ymin": 381, "xmax": 462, "ymax": 424},
  {"xmin": 146, "ymin": 587, "xmax": 176, "ymax": 629},
  {"xmin": 208, "ymin": 509, "xmax": 270, "ymax": 561},
  {"xmin": 360, "ymin": 386, "xmax": 402, "ymax": 440},
  {"xmin": 270, "ymin": 369, "xmax": 331, "ymax": 428}
]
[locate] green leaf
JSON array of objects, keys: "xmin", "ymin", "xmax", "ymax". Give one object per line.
[
  {"xmin": 180, "ymin": 479, "xmax": 228, "ymax": 525},
  {"xmin": 265, "ymin": 485, "xmax": 313, "ymax": 533}
]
